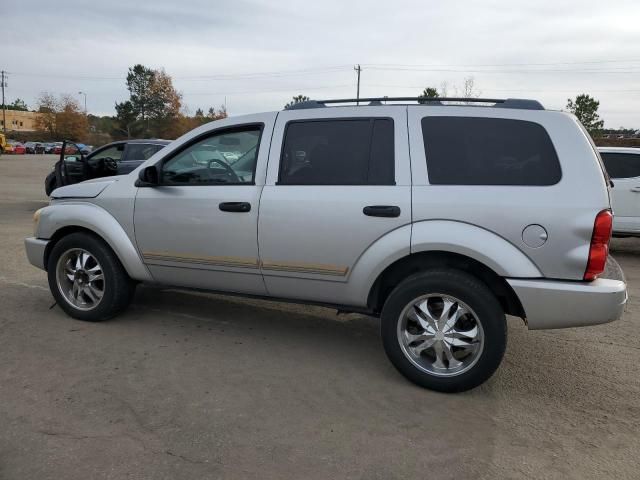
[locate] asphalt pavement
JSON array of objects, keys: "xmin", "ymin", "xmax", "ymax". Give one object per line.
[{"xmin": 1, "ymin": 155, "xmax": 638, "ymax": 479}]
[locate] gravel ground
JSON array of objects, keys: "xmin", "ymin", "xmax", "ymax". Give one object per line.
[{"xmin": 0, "ymin": 155, "xmax": 639, "ymax": 479}]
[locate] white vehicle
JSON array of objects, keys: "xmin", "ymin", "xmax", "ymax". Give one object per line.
[
  {"xmin": 25, "ymin": 97, "xmax": 627, "ymax": 392},
  {"xmin": 598, "ymin": 147, "xmax": 640, "ymax": 236}
]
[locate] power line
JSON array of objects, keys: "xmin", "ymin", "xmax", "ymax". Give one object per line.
[
  {"xmin": 364, "ymin": 66, "xmax": 640, "ymax": 74},
  {"xmin": 9, "ymin": 56, "xmax": 640, "ymax": 82},
  {"xmin": 7, "ymin": 65, "xmax": 354, "ymax": 81},
  {"xmin": 363, "ymin": 57, "xmax": 640, "ymax": 68}
]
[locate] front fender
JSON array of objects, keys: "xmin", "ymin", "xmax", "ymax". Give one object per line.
[
  {"xmin": 36, "ymin": 203, "xmax": 152, "ymax": 282},
  {"xmin": 411, "ymin": 220, "xmax": 542, "ymax": 277}
]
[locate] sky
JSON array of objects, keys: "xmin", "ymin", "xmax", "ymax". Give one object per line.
[{"xmin": 3, "ymin": 0, "xmax": 640, "ymax": 128}]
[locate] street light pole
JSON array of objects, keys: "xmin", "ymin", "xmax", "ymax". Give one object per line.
[{"xmin": 78, "ymin": 91, "xmax": 87, "ymax": 113}]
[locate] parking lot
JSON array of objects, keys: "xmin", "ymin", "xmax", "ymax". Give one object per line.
[{"xmin": 0, "ymin": 154, "xmax": 639, "ymax": 479}]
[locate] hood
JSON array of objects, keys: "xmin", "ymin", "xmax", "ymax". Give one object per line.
[{"xmin": 51, "ymin": 176, "xmax": 123, "ymax": 199}]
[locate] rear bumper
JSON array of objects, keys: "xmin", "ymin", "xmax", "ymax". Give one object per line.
[
  {"xmin": 24, "ymin": 237, "xmax": 49, "ymax": 271},
  {"xmin": 507, "ymin": 277, "xmax": 627, "ymax": 330}
]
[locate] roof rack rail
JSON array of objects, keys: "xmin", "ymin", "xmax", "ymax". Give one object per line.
[{"xmin": 284, "ymin": 97, "xmax": 545, "ymax": 111}]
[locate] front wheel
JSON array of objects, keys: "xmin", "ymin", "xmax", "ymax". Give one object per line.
[
  {"xmin": 381, "ymin": 269, "xmax": 507, "ymax": 392},
  {"xmin": 47, "ymin": 232, "xmax": 136, "ymax": 321},
  {"xmin": 45, "ymin": 172, "xmax": 57, "ymax": 196}
]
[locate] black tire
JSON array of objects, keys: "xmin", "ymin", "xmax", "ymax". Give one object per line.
[
  {"xmin": 45, "ymin": 172, "xmax": 57, "ymax": 196},
  {"xmin": 381, "ymin": 269, "xmax": 507, "ymax": 393},
  {"xmin": 47, "ymin": 232, "xmax": 136, "ymax": 321}
]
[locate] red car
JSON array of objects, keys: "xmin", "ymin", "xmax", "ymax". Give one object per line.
[
  {"xmin": 11, "ymin": 143, "xmax": 26, "ymax": 154},
  {"xmin": 53, "ymin": 144, "xmax": 77, "ymax": 155}
]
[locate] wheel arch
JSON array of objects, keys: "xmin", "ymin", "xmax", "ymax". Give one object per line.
[
  {"xmin": 38, "ymin": 204, "xmax": 152, "ymax": 282},
  {"xmin": 367, "ymin": 250, "xmax": 526, "ymax": 319}
]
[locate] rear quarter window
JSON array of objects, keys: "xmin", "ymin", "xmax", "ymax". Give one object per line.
[{"xmin": 421, "ymin": 116, "xmax": 561, "ymax": 186}]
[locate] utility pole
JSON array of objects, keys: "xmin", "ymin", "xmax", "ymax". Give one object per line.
[
  {"xmin": 1, "ymin": 71, "xmax": 6, "ymax": 134},
  {"xmin": 78, "ymin": 91, "xmax": 87, "ymax": 113},
  {"xmin": 354, "ymin": 64, "xmax": 361, "ymax": 104}
]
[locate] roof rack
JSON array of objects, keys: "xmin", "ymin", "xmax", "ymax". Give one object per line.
[{"xmin": 284, "ymin": 97, "xmax": 545, "ymax": 111}]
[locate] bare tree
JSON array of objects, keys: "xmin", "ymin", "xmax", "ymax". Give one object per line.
[{"xmin": 462, "ymin": 77, "xmax": 481, "ymax": 99}]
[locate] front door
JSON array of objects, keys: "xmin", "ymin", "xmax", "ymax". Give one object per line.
[
  {"xmin": 134, "ymin": 116, "xmax": 275, "ymax": 295},
  {"xmin": 258, "ymin": 106, "xmax": 411, "ymax": 306},
  {"xmin": 54, "ymin": 141, "xmax": 89, "ymax": 186}
]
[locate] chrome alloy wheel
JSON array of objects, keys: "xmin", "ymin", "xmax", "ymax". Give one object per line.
[
  {"xmin": 397, "ymin": 294, "xmax": 484, "ymax": 377},
  {"xmin": 55, "ymin": 248, "xmax": 105, "ymax": 311}
]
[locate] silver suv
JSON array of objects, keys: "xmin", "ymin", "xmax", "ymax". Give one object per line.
[{"xmin": 25, "ymin": 97, "xmax": 627, "ymax": 392}]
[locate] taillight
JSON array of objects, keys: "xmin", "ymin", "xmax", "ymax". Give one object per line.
[{"xmin": 584, "ymin": 209, "xmax": 613, "ymax": 281}]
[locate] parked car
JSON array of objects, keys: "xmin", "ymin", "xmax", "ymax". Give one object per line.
[
  {"xmin": 24, "ymin": 141, "xmax": 46, "ymax": 154},
  {"xmin": 45, "ymin": 139, "xmax": 169, "ymax": 195},
  {"xmin": 44, "ymin": 143, "xmax": 59, "ymax": 154},
  {"xmin": 52, "ymin": 143, "xmax": 74, "ymax": 155},
  {"xmin": 598, "ymin": 147, "xmax": 640, "ymax": 235},
  {"xmin": 10, "ymin": 142, "xmax": 26, "ymax": 154},
  {"xmin": 25, "ymin": 97, "xmax": 627, "ymax": 393}
]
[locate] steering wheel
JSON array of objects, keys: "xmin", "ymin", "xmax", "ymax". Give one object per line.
[
  {"xmin": 207, "ymin": 158, "xmax": 240, "ymax": 183},
  {"xmin": 103, "ymin": 157, "xmax": 118, "ymax": 173}
]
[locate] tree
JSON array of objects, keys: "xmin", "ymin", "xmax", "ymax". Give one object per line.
[
  {"xmin": 125, "ymin": 64, "xmax": 156, "ymax": 123},
  {"xmin": 2, "ymin": 98, "xmax": 29, "ymax": 111},
  {"xmin": 566, "ymin": 94, "xmax": 604, "ymax": 136},
  {"xmin": 207, "ymin": 105, "xmax": 227, "ymax": 120},
  {"xmin": 114, "ymin": 100, "xmax": 138, "ymax": 138},
  {"xmin": 35, "ymin": 92, "xmax": 58, "ymax": 135},
  {"xmin": 147, "ymin": 68, "xmax": 181, "ymax": 119},
  {"xmin": 34, "ymin": 92, "xmax": 88, "ymax": 141},
  {"xmin": 418, "ymin": 87, "xmax": 439, "ymax": 103},
  {"xmin": 285, "ymin": 95, "xmax": 310, "ymax": 109},
  {"xmin": 195, "ymin": 108, "xmax": 204, "ymax": 117},
  {"xmin": 116, "ymin": 64, "xmax": 184, "ymax": 137},
  {"xmin": 56, "ymin": 94, "xmax": 89, "ymax": 140},
  {"xmin": 461, "ymin": 77, "xmax": 480, "ymax": 99}
]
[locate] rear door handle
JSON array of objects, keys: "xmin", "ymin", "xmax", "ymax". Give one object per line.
[
  {"xmin": 219, "ymin": 202, "xmax": 251, "ymax": 212},
  {"xmin": 363, "ymin": 205, "xmax": 401, "ymax": 218},
  {"xmin": 630, "ymin": 187, "xmax": 640, "ymax": 193}
]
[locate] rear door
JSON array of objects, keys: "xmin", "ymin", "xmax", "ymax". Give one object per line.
[
  {"xmin": 258, "ymin": 106, "xmax": 411, "ymax": 306},
  {"xmin": 600, "ymin": 150, "xmax": 640, "ymax": 233}
]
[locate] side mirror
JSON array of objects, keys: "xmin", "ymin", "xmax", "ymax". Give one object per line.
[{"xmin": 136, "ymin": 166, "xmax": 159, "ymax": 187}]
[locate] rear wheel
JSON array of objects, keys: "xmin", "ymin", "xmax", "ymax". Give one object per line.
[
  {"xmin": 47, "ymin": 232, "xmax": 136, "ymax": 321},
  {"xmin": 381, "ymin": 269, "xmax": 506, "ymax": 392}
]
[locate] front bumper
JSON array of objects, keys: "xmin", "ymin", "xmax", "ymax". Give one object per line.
[
  {"xmin": 507, "ymin": 278, "xmax": 627, "ymax": 330},
  {"xmin": 24, "ymin": 237, "xmax": 49, "ymax": 271}
]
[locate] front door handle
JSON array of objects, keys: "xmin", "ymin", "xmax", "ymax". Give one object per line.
[
  {"xmin": 363, "ymin": 205, "xmax": 401, "ymax": 218},
  {"xmin": 630, "ymin": 187, "xmax": 640, "ymax": 193},
  {"xmin": 219, "ymin": 202, "xmax": 251, "ymax": 212}
]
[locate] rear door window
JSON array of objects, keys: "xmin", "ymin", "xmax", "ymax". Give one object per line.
[
  {"xmin": 125, "ymin": 143, "xmax": 164, "ymax": 161},
  {"xmin": 278, "ymin": 118, "xmax": 395, "ymax": 185},
  {"xmin": 421, "ymin": 116, "xmax": 561, "ymax": 185},
  {"xmin": 600, "ymin": 153, "xmax": 640, "ymax": 179},
  {"xmin": 91, "ymin": 144, "xmax": 124, "ymax": 161}
]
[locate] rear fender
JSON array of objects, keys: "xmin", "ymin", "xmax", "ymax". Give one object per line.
[{"xmin": 411, "ymin": 220, "xmax": 542, "ymax": 277}]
